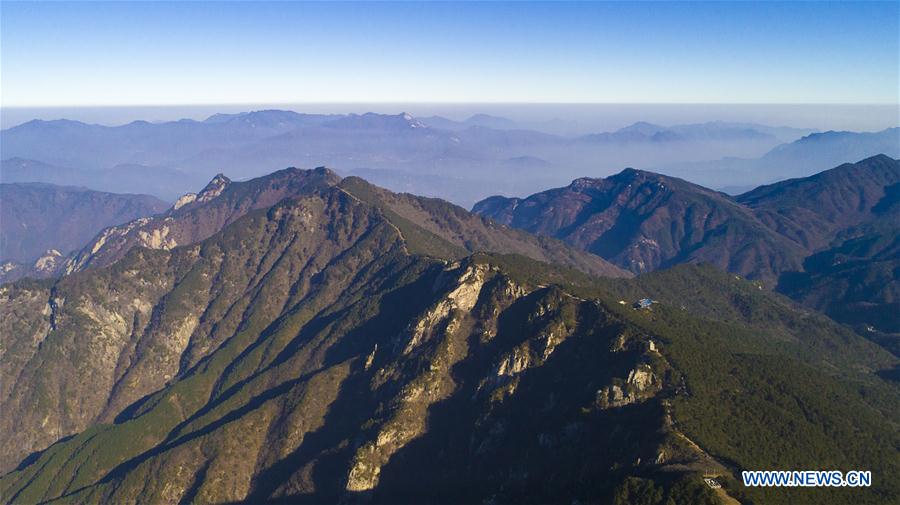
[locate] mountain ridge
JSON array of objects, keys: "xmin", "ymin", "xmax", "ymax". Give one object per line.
[
  {"xmin": 473, "ymin": 154, "xmax": 900, "ymax": 352},
  {"xmin": 2, "ymin": 110, "xmax": 846, "ymax": 207},
  {"xmin": 659, "ymin": 128, "xmax": 900, "ymax": 190},
  {"xmin": 737, "ymin": 153, "xmax": 900, "ymax": 250},
  {"xmin": 1, "ymin": 197, "xmax": 895, "ymax": 503},
  {"xmin": 3, "ymin": 167, "xmax": 627, "ymax": 283},
  {"xmin": 473, "ymin": 166, "xmax": 808, "ymax": 284}
]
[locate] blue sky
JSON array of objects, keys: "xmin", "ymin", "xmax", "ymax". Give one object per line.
[{"xmin": 2, "ymin": 1, "xmax": 898, "ymax": 106}]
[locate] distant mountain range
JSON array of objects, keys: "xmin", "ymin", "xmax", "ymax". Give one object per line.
[
  {"xmin": 0, "ymin": 157, "xmax": 208, "ymax": 201},
  {"xmin": 660, "ymin": 127, "xmax": 900, "ymax": 191},
  {"xmin": 418, "ymin": 113, "xmax": 519, "ymax": 131},
  {"xmin": 419, "ymin": 116, "xmax": 815, "ymax": 144},
  {"xmin": 474, "ymin": 155, "xmax": 900, "ymax": 344},
  {"xmin": 577, "ymin": 120, "xmax": 814, "ymax": 144},
  {"xmin": 0, "ymin": 183, "xmax": 167, "ymax": 265},
  {"xmin": 3, "ymin": 110, "xmax": 862, "ymax": 207},
  {"xmin": 1, "ymin": 165, "xmax": 896, "ymax": 505}
]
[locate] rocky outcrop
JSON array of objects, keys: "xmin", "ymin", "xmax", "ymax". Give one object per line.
[
  {"xmin": 0, "ymin": 251, "xmax": 66, "ymax": 284},
  {"xmin": 195, "ymin": 174, "xmax": 230, "ymax": 203},
  {"xmin": 169, "ymin": 173, "xmax": 233, "ymax": 212},
  {"xmin": 172, "ymin": 193, "xmax": 197, "ymax": 210},
  {"xmin": 596, "ymin": 357, "xmax": 663, "ymax": 409},
  {"xmin": 32, "ymin": 250, "xmax": 62, "ymax": 274},
  {"xmin": 347, "ymin": 264, "xmax": 489, "ymax": 492}
]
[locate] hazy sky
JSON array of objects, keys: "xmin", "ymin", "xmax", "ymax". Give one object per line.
[{"xmin": 2, "ymin": 1, "xmax": 898, "ymax": 107}]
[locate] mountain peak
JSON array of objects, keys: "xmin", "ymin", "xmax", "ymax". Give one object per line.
[
  {"xmin": 568, "ymin": 177, "xmax": 601, "ymax": 190},
  {"xmin": 608, "ymin": 167, "xmax": 659, "ymax": 183},
  {"xmin": 862, "ymin": 153, "xmax": 895, "ymax": 163},
  {"xmin": 206, "ymin": 172, "xmax": 231, "ymax": 186},
  {"xmin": 266, "ymin": 166, "xmax": 342, "ymax": 185},
  {"xmin": 463, "ymin": 113, "xmax": 517, "ymax": 129},
  {"xmin": 63, "ymin": 166, "xmax": 344, "ymax": 274},
  {"xmin": 197, "ymin": 173, "xmax": 231, "ymax": 202},
  {"xmin": 322, "ymin": 112, "xmax": 427, "ymax": 130},
  {"xmin": 32, "ymin": 249, "xmax": 64, "ymax": 274},
  {"xmin": 401, "ymin": 112, "xmax": 426, "ymax": 127},
  {"xmin": 565, "ymin": 168, "xmax": 664, "ymax": 191},
  {"xmin": 10, "ymin": 118, "xmax": 90, "ymax": 131},
  {"xmin": 616, "ymin": 121, "xmax": 666, "ymax": 135},
  {"xmin": 201, "ymin": 109, "xmax": 309, "ymax": 128},
  {"xmin": 473, "ymin": 165, "xmax": 804, "ymax": 281},
  {"xmin": 311, "ymin": 166, "xmax": 338, "ymax": 178}
]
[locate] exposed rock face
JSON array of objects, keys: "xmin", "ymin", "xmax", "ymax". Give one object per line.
[
  {"xmin": 627, "ymin": 364, "xmax": 656, "ymax": 391},
  {"xmin": 171, "ymin": 193, "xmax": 197, "ymax": 210},
  {"xmin": 596, "ymin": 353, "xmax": 661, "ymax": 409},
  {"xmin": 195, "ymin": 174, "xmax": 230, "ymax": 203},
  {"xmin": 32, "ymin": 250, "xmax": 62, "ymax": 274},
  {"xmin": 347, "ymin": 264, "xmax": 490, "ymax": 492},
  {"xmin": 2, "ymin": 251, "xmax": 66, "ymax": 284},
  {"xmin": 0, "ymin": 262, "xmax": 19, "ymax": 276}
]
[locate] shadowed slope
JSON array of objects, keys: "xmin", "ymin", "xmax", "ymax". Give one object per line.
[{"xmin": 474, "ymin": 168, "xmax": 806, "ymax": 284}]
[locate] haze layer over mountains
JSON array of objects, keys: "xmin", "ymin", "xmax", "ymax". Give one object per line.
[
  {"xmin": 3, "ymin": 109, "xmax": 896, "ymax": 207},
  {"xmin": 1, "ymin": 106, "xmax": 898, "ymax": 505}
]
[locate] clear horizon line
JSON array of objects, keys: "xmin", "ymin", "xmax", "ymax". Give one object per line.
[{"xmin": 3, "ymin": 101, "xmax": 899, "ymax": 109}]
